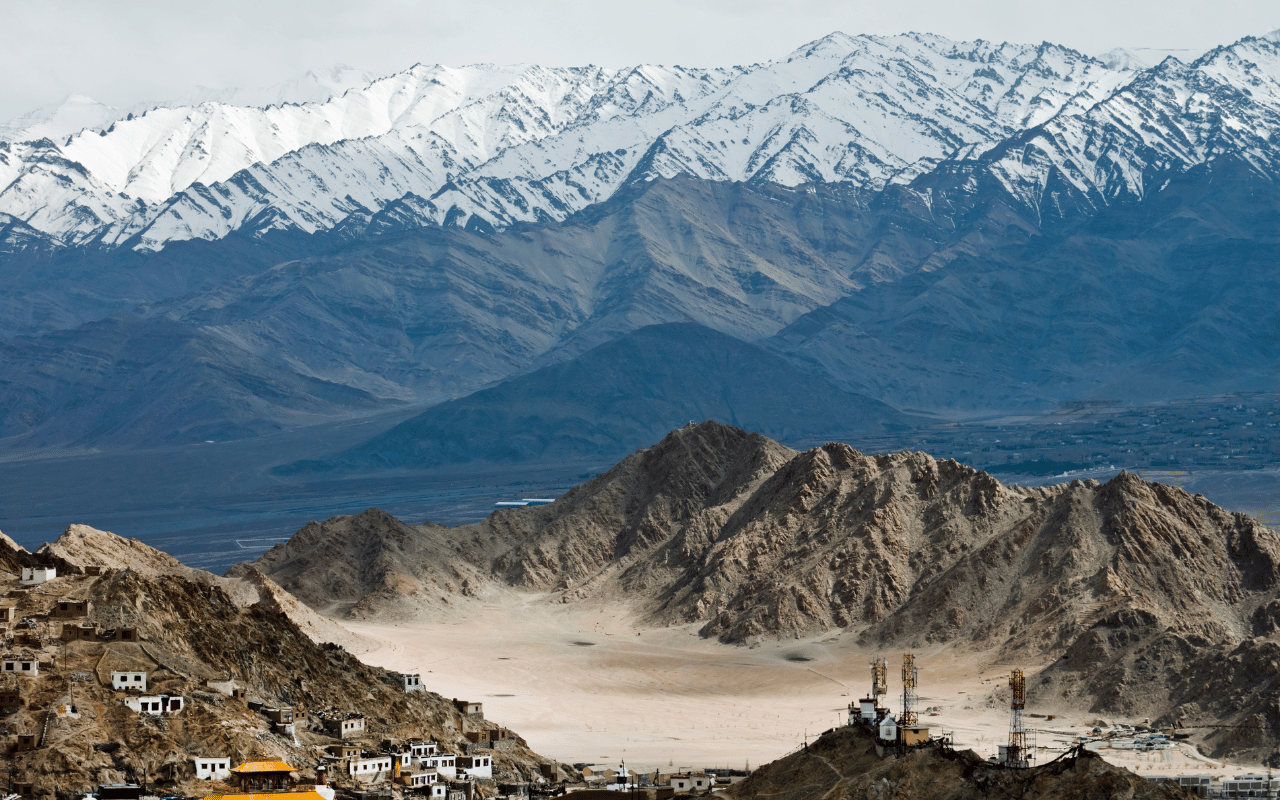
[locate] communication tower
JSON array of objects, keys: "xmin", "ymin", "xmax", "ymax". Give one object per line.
[
  {"xmin": 1007, "ymin": 669, "xmax": 1031, "ymax": 768},
  {"xmin": 900, "ymin": 653, "xmax": 918, "ymax": 728},
  {"xmin": 872, "ymin": 658, "xmax": 888, "ymax": 703}
]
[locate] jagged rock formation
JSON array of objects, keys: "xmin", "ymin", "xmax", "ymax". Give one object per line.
[
  {"xmin": 243, "ymin": 509, "xmax": 492, "ymax": 620},
  {"xmin": 251, "ymin": 421, "xmax": 1280, "ymax": 760},
  {"xmin": 0, "ymin": 526, "xmax": 553, "ymax": 795},
  {"xmin": 256, "ymin": 422, "xmax": 1280, "ymax": 652},
  {"xmin": 726, "ymin": 725, "xmax": 1185, "ymax": 800}
]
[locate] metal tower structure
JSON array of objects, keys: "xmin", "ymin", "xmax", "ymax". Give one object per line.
[
  {"xmin": 1008, "ymin": 669, "xmax": 1029, "ymax": 768},
  {"xmin": 871, "ymin": 658, "xmax": 888, "ymax": 704},
  {"xmin": 901, "ymin": 653, "xmax": 918, "ymax": 728}
]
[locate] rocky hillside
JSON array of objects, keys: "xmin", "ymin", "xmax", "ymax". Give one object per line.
[
  {"xmin": 251, "ymin": 421, "xmax": 1280, "ymax": 761},
  {"xmin": 237, "ymin": 508, "xmax": 493, "ymax": 620},
  {"xmin": 255, "ymin": 422, "xmax": 1280, "ymax": 653},
  {"xmin": 0, "ymin": 526, "xmax": 555, "ymax": 796},
  {"xmin": 726, "ymin": 725, "xmax": 1186, "ymax": 800}
]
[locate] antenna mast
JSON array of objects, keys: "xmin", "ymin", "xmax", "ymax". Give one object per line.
[
  {"xmin": 901, "ymin": 654, "xmax": 918, "ymax": 728},
  {"xmin": 1008, "ymin": 669, "xmax": 1029, "ymax": 768}
]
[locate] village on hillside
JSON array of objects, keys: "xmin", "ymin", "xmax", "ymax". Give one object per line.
[
  {"xmin": 0, "ymin": 556, "xmax": 762, "ymax": 800},
  {"xmin": 0, "ymin": 541, "xmax": 1276, "ymax": 800}
]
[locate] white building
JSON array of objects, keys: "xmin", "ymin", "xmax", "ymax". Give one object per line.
[
  {"xmin": 324, "ymin": 716, "xmax": 365, "ymax": 738},
  {"xmin": 205, "ymin": 678, "xmax": 244, "ymax": 698},
  {"xmin": 111, "ymin": 671, "xmax": 147, "ymax": 692},
  {"xmin": 2, "ymin": 658, "xmax": 38, "ymax": 677},
  {"xmin": 670, "ymin": 774, "xmax": 712, "ymax": 792},
  {"xmin": 857, "ymin": 697, "xmax": 876, "ymax": 723},
  {"xmin": 422, "ymin": 754, "xmax": 456, "ymax": 779},
  {"xmin": 400, "ymin": 769, "xmax": 439, "ymax": 788},
  {"xmin": 193, "ymin": 758, "xmax": 231, "ymax": 780},
  {"xmin": 125, "ymin": 695, "xmax": 184, "ymax": 715},
  {"xmin": 458, "ymin": 755, "xmax": 492, "ymax": 779},
  {"xmin": 879, "ymin": 715, "xmax": 898, "ymax": 743},
  {"xmin": 404, "ymin": 673, "xmax": 425, "ymax": 692},
  {"xmin": 1222, "ymin": 774, "xmax": 1280, "ymax": 799},
  {"xmin": 20, "ymin": 567, "xmax": 55, "ymax": 586},
  {"xmin": 348, "ymin": 756, "xmax": 393, "ymax": 781},
  {"xmin": 410, "ymin": 741, "xmax": 438, "ymax": 760}
]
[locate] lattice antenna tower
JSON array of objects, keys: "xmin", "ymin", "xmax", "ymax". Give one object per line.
[
  {"xmin": 871, "ymin": 658, "xmax": 888, "ymax": 704},
  {"xmin": 900, "ymin": 653, "xmax": 918, "ymax": 728},
  {"xmin": 1008, "ymin": 669, "xmax": 1028, "ymax": 768}
]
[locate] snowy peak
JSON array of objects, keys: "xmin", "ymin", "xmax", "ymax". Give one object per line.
[
  {"xmin": 1096, "ymin": 46, "xmax": 1207, "ymax": 71},
  {"xmin": 951, "ymin": 34, "xmax": 1280, "ymax": 221},
  {"xmin": 0, "ymin": 94, "xmax": 124, "ymax": 143},
  {"xmin": 2, "ymin": 31, "xmax": 1278, "ymax": 252}
]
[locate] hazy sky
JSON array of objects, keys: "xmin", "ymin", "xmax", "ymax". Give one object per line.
[{"xmin": 1, "ymin": 0, "xmax": 1276, "ymax": 120}]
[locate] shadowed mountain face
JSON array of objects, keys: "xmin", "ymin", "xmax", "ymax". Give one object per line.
[
  {"xmin": 5, "ymin": 158, "xmax": 1278, "ymax": 453},
  {"xmin": 3, "ymin": 34, "xmax": 1280, "ymax": 455},
  {"xmin": 251, "ymin": 422, "xmax": 1280, "ymax": 759},
  {"xmin": 281, "ymin": 323, "xmax": 910, "ymax": 473},
  {"xmin": 0, "ymin": 179, "xmax": 905, "ymax": 449},
  {"xmin": 769, "ymin": 156, "xmax": 1280, "ymax": 412}
]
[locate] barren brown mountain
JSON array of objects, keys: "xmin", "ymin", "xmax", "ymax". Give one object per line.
[
  {"xmin": 251, "ymin": 421, "xmax": 1280, "ymax": 761},
  {"xmin": 0, "ymin": 526, "xmax": 555, "ymax": 796},
  {"xmin": 726, "ymin": 725, "xmax": 1187, "ymax": 800}
]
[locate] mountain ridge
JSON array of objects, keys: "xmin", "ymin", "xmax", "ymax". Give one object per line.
[
  {"xmin": 1, "ymin": 31, "xmax": 1145, "ymax": 251},
  {"xmin": 248, "ymin": 422, "xmax": 1280, "ymax": 759}
]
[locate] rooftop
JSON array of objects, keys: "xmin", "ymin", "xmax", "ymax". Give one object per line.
[{"xmin": 231, "ymin": 760, "xmax": 296, "ymax": 774}]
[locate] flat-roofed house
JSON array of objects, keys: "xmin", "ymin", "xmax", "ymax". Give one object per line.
[
  {"xmin": 20, "ymin": 567, "xmax": 55, "ymax": 586},
  {"xmin": 347, "ymin": 755, "xmax": 392, "ymax": 782},
  {"xmin": 193, "ymin": 758, "xmax": 232, "ymax": 780},
  {"xmin": 111, "ymin": 671, "xmax": 147, "ymax": 692},
  {"xmin": 670, "ymin": 773, "xmax": 712, "ymax": 793},
  {"xmin": 457, "ymin": 755, "xmax": 492, "ymax": 779},
  {"xmin": 51, "ymin": 600, "xmax": 90, "ymax": 618},
  {"xmin": 2, "ymin": 657, "xmax": 38, "ymax": 677}
]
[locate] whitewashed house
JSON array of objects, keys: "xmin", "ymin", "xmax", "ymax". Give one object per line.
[
  {"xmin": 670, "ymin": 774, "xmax": 712, "ymax": 792},
  {"xmin": 111, "ymin": 671, "xmax": 147, "ymax": 692},
  {"xmin": 323, "ymin": 715, "xmax": 365, "ymax": 738},
  {"xmin": 422, "ymin": 754, "xmax": 456, "ymax": 779},
  {"xmin": 20, "ymin": 567, "xmax": 55, "ymax": 586},
  {"xmin": 457, "ymin": 755, "xmax": 492, "ymax": 779},
  {"xmin": 410, "ymin": 741, "xmax": 438, "ymax": 760},
  {"xmin": 347, "ymin": 755, "xmax": 393, "ymax": 782},
  {"xmin": 404, "ymin": 673, "xmax": 424, "ymax": 692},
  {"xmin": 399, "ymin": 768, "xmax": 439, "ymax": 788},
  {"xmin": 879, "ymin": 715, "xmax": 898, "ymax": 742},
  {"xmin": 125, "ymin": 695, "xmax": 184, "ymax": 715},
  {"xmin": 2, "ymin": 657, "xmax": 38, "ymax": 677},
  {"xmin": 193, "ymin": 758, "xmax": 231, "ymax": 780}
]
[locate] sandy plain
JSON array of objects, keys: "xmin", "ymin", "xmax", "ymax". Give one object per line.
[{"xmin": 341, "ymin": 591, "xmax": 1269, "ymax": 778}]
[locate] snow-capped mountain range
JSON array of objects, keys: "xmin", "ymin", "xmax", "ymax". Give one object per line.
[{"xmin": 2, "ymin": 31, "xmax": 1279, "ymax": 253}]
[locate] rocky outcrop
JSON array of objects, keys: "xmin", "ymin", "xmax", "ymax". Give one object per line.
[
  {"xmin": 726, "ymin": 725, "xmax": 1185, "ymax": 800},
  {"xmin": 255, "ymin": 422, "xmax": 1280, "ymax": 655},
  {"xmin": 0, "ymin": 551, "xmax": 553, "ymax": 798},
  {"xmin": 250, "ymin": 508, "xmax": 494, "ymax": 620},
  {"xmin": 251, "ymin": 421, "xmax": 1280, "ymax": 759}
]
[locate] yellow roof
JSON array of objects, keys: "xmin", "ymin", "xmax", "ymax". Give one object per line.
[
  {"xmin": 230, "ymin": 760, "xmax": 296, "ymax": 773},
  {"xmin": 204, "ymin": 788, "xmax": 325, "ymax": 793}
]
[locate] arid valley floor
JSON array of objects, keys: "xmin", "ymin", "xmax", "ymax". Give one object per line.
[{"xmin": 342, "ymin": 591, "xmax": 1258, "ymax": 779}]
